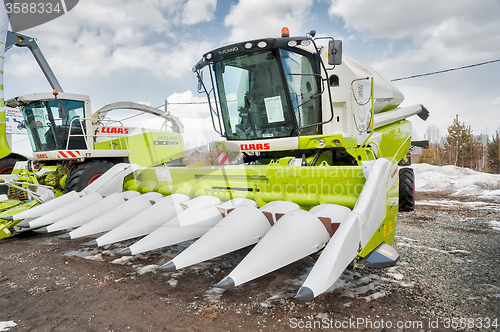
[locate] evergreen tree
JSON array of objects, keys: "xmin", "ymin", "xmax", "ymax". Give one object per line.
[
  {"xmin": 443, "ymin": 115, "xmax": 483, "ymax": 170},
  {"xmin": 419, "ymin": 142, "xmax": 443, "ymax": 165},
  {"xmin": 487, "ymin": 132, "xmax": 500, "ymax": 174}
]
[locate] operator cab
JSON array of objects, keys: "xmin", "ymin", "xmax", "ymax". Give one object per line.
[
  {"xmin": 6, "ymin": 92, "xmax": 90, "ymax": 153},
  {"xmin": 194, "ymin": 29, "xmax": 342, "ymax": 147}
]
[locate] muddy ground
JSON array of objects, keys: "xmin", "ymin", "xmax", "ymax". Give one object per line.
[{"xmin": 1, "ymin": 191, "xmax": 499, "ymax": 331}]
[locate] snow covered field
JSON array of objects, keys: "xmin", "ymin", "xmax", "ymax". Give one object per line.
[
  {"xmin": 413, "ymin": 163, "xmax": 500, "ymax": 233},
  {"xmin": 413, "ymin": 163, "xmax": 500, "ymax": 200}
]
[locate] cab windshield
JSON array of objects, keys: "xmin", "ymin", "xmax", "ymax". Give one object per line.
[
  {"xmin": 22, "ymin": 99, "xmax": 87, "ymax": 152},
  {"xmin": 214, "ymin": 49, "xmax": 320, "ymax": 140}
]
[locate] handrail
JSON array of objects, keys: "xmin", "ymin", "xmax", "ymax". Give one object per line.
[{"xmin": 64, "ymin": 118, "xmax": 130, "ymax": 152}]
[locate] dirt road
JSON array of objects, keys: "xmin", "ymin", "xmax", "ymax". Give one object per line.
[{"xmin": 1, "ymin": 192, "xmax": 499, "ymax": 331}]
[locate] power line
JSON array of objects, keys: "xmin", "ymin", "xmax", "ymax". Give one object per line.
[{"xmin": 391, "ymin": 59, "xmax": 500, "ymax": 81}]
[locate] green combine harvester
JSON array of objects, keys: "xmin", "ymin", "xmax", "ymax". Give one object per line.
[
  {"xmin": 1, "ymin": 28, "xmax": 428, "ymax": 300},
  {"xmin": 0, "ymin": 30, "xmax": 185, "ymax": 238}
]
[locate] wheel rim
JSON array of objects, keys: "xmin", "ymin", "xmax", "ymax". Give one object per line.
[{"xmin": 88, "ymin": 174, "xmax": 103, "ymax": 185}]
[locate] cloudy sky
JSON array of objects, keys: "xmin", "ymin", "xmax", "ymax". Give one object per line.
[{"xmin": 4, "ymin": 0, "xmax": 500, "ymax": 156}]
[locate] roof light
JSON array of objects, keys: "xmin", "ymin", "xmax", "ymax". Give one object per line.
[
  {"xmin": 244, "ymin": 42, "xmax": 253, "ymax": 49},
  {"xmin": 300, "ymin": 40, "xmax": 311, "ymax": 46},
  {"xmin": 206, "ymin": 53, "xmax": 212, "ymax": 60},
  {"xmin": 257, "ymin": 41, "xmax": 267, "ymax": 48},
  {"xmin": 287, "ymin": 40, "xmax": 297, "ymax": 47},
  {"xmin": 53, "ymin": 89, "xmax": 58, "ymax": 97},
  {"xmin": 281, "ymin": 27, "xmax": 290, "ymax": 38}
]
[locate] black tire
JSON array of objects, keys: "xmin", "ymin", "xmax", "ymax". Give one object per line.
[
  {"xmin": 399, "ymin": 167, "xmax": 415, "ymax": 212},
  {"xmin": 0, "ymin": 157, "xmax": 20, "ymax": 174},
  {"xmin": 65, "ymin": 160, "xmax": 114, "ymax": 193}
]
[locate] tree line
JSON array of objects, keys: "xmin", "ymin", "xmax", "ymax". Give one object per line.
[{"xmin": 419, "ymin": 115, "xmax": 499, "ymax": 173}]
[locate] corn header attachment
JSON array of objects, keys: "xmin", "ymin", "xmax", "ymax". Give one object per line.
[{"xmin": 1, "ymin": 29, "xmax": 429, "ymax": 300}]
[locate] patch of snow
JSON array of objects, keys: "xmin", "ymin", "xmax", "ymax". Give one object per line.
[
  {"xmin": 110, "ymin": 256, "xmax": 135, "ymax": 265},
  {"xmin": 37, "ymin": 238, "xmax": 57, "ymax": 245},
  {"xmin": 0, "ymin": 321, "xmax": 16, "ymax": 332},
  {"xmin": 326, "ymin": 270, "xmax": 383, "ymax": 300},
  {"xmin": 136, "ymin": 265, "xmax": 158, "ymax": 275},
  {"xmin": 490, "ymin": 220, "xmax": 500, "ymax": 231},
  {"xmin": 84, "ymin": 253, "xmax": 105, "ymax": 262},
  {"xmin": 316, "ymin": 313, "xmax": 329, "ymax": 319},
  {"xmin": 394, "ymin": 236, "xmax": 418, "ymax": 242},
  {"xmin": 204, "ymin": 287, "xmax": 225, "ymax": 303},
  {"xmin": 449, "ymin": 249, "xmax": 471, "ymax": 254},
  {"xmin": 63, "ymin": 248, "xmax": 101, "ymax": 259},
  {"xmin": 101, "ymin": 250, "xmax": 116, "ymax": 256},
  {"xmin": 386, "ymin": 272, "xmax": 404, "ymax": 280},
  {"xmin": 167, "ymin": 278, "xmax": 178, "ymax": 287},
  {"xmin": 259, "ymin": 293, "xmax": 286, "ymax": 307},
  {"xmin": 396, "ymin": 238, "xmax": 471, "ymax": 257},
  {"xmin": 412, "ymin": 163, "xmax": 500, "ymax": 199},
  {"xmin": 415, "ymin": 199, "xmax": 500, "ymax": 211},
  {"xmin": 363, "ymin": 291, "xmax": 387, "ymax": 302}
]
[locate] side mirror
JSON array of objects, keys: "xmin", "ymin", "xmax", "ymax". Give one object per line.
[
  {"xmin": 197, "ymin": 70, "xmax": 204, "ymax": 92},
  {"xmin": 58, "ymin": 102, "xmax": 68, "ymax": 118},
  {"xmin": 328, "ymin": 40, "xmax": 342, "ymax": 65}
]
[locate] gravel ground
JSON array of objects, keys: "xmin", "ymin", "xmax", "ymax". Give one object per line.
[{"xmin": 0, "ymin": 191, "xmax": 499, "ymax": 331}]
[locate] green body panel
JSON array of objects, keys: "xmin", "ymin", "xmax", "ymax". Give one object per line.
[
  {"xmin": 369, "ymin": 120, "xmax": 412, "ymax": 162},
  {"xmin": 125, "ymin": 164, "xmax": 365, "ymax": 210},
  {"xmin": 0, "ymin": 200, "xmax": 39, "ymax": 239},
  {"xmin": 0, "ymin": 199, "xmax": 22, "ymax": 211},
  {"xmin": 357, "ymin": 166, "xmax": 399, "ymax": 258},
  {"xmin": 94, "ymin": 131, "xmax": 184, "ymax": 167},
  {"xmin": 298, "ymin": 134, "xmax": 357, "ymax": 150}
]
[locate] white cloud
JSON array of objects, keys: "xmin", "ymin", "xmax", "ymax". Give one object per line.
[
  {"xmin": 224, "ymin": 0, "xmax": 314, "ymax": 42},
  {"xmin": 165, "ymin": 90, "xmax": 222, "ymax": 145},
  {"xmin": 6, "ymin": 0, "xmax": 214, "ymax": 81},
  {"xmin": 182, "ymin": 0, "xmax": 217, "ymax": 25},
  {"xmin": 327, "ymin": 0, "xmax": 500, "ymax": 138},
  {"xmin": 329, "ymin": 0, "xmax": 500, "ymax": 69}
]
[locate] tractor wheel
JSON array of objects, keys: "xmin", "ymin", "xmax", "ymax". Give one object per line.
[
  {"xmin": 65, "ymin": 160, "xmax": 114, "ymax": 193},
  {"xmin": 399, "ymin": 167, "xmax": 415, "ymax": 212},
  {"xmin": 0, "ymin": 157, "xmax": 21, "ymax": 174}
]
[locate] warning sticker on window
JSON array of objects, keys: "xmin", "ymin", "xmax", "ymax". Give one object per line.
[{"xmin": 264, "ymin": 96, "xmax": 285, "ymax": 123}]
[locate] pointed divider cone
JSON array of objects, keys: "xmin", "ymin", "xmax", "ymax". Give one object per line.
[
  {"xmin": 295, "ymin": 215, "xmax": 361, "ymax": 301},
  {"xmin": 119, "ymin": 197, "xmax": 260, "ymax": 256},
  {"xmin": 214, "ymin": 276, "xmax": 235, "ymax": 289},
  {"xmin": 296, "ymin": 158, "xmax": 392, "ymax": 300},
  {"xmin": 91, "ymin": 193, "xmax": 190, "ymax": 247},
  {"xmin": 159, "ymin": 201, "xmax": 299, "ymax": 272},
  {"xmin": 44, "ymin": 191, "xmax": 140, "ymax": 233},
  {"xmin": 24, "ymin": 192, "xmax": 103, "ymax": 230},
  {"xmin": 65, "ymin": 192, "xmax": 163, "ymax": 240},
  {"xmin": 82, "ymin": 240, "xmax": 98, "ymax": 248},
  {"xmin": 180, "ymin": 195, "xmax": 221, "ymax": 210},
  {"xmin": 215, "ymin": 209, "xmax": 331, "ymax": 289},
  {"xmin": 7, "ymin": 191, "xmax": 81, "ymax": 223}
]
